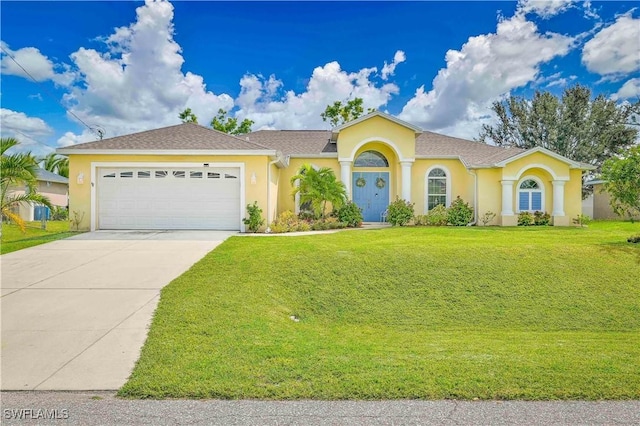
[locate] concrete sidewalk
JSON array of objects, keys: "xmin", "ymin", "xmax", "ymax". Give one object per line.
[{"xmin": 0, "ymin": 230, "xmax": 233, "ymax": 391}]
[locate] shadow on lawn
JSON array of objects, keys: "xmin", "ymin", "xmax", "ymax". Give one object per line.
[{"xmin": 599, "ymin": 241, "xmax": 640, "ymax": 264}]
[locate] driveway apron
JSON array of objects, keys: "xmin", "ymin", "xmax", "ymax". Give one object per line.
[{"xmin": 0, "ymin": 230, "xmax": 232, "ymax": 390}]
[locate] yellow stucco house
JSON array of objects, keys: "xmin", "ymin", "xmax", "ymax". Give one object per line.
[{"xmin": 58, "ymin": 111, "xmax": 591, "ymax": 231}]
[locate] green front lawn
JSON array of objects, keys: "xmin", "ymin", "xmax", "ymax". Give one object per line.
[
  {"xmin": 120, "ymin": 221, "xmax": 640, "ymax": 400},
  {"xmin": 1, "ymin": 221, "xmax": 78, "ymax": 254}
]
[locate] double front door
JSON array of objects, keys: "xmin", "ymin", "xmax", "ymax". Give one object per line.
[{"xmin": 352, "ymin": 172, "xmax": 390, "ymax": 222}]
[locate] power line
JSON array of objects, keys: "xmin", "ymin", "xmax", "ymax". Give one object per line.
[
  {"xmin": 1, "ymin": 127, "xmax": 56, "ymax": 153},
  {"xmin": 0, "ymin": 44, "xmax": 100, "ymax": 138}
]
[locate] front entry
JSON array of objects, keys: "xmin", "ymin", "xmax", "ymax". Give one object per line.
[{"xmin": 352, "ymin": 172, "xmax": 390, "ymax": 222}]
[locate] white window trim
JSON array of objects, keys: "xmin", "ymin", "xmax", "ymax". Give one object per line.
[
  {"xmin": 425, "ymin": 165, "xmax": 451, "ymax": 212},
  {"xmin": 90, "ymin": 161, "xmax": 245, "ymax": 232},
  {"xmin": 516, "ymin": 175, "xmax": 545, "ymax": 213}
]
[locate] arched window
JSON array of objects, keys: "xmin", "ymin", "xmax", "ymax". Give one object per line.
[
  {"xmin": 354, "ymin": 150, "xmax": 389, "ymax": 167},
  {"xmin": 426, "ymin": 167, "xmax": 449, "ymax": 211},
  {"xmin": 518, "ymin": 178, "xmax": 544, "ymax": 212}
]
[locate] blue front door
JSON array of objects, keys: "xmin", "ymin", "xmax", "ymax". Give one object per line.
[{"xmin": 352, "ymin": 172, "xmax": 389, "ymax": 222}]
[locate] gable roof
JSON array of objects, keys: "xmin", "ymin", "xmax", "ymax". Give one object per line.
[
  {"xmin": 493, "ymin": 146, "xmax": 596, "ymax": 170},
  {"xmin": 331, "ymin": 111, "xmax": 423, "ymax": 135},
  {"xmin": 57, "ymin": 123, "xmax": 274, "ymax": 154},
  {"xmin": 36, "ymin": 168, "xmax": 68, "ymax": 184}
]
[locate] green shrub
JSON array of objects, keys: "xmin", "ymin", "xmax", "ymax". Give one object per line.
[
  {"xmin": 387, "ymin": 197, "xmax": 415, "ymax": 226},
  {"xmin": 447, "ymin": 196, "xmax": 474, "ymax": 226},
  {"xmin": 480, "ymin": 211, "xmax": 496, "ymax": 226},
  {"xmin": 426, "ymin": 205, "xmax": 448, "ymax": 226},
  {"xmin": 627, "ymin": 234, "xmax": 640, "ymax": 243},
  {"xmin": 335, "ymin": 201, "xmax": 363, "ymax": 227},
  {"xmin": 51, "ymin": 206, "xmax": 69, "ymax": 221},
  {"xmin": 270, "ymin": 211, "xmax": 300, "ymax": 233},
  {"xmin": 517, "ymin": 211, "xmax": 534, "ymax": 226},
  {"xmin": 297, "ymin": 221, "xmax": 311, "ymax": 232},
  {"xmin": 533, "ymin": 211, "xmax": 551, "ymax": 226},
  {"xmin": 242, "ymin": 201, "xmax": 265, "ymax": 233},
  {"xmin": 572, "ymin": 214, "xmax": 591, "ymax": 227},
  {"xmin": 413, "ymin": 215, "xmax": 428, "ymax": 226}
]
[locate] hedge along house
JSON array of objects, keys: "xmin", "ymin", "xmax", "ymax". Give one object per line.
[{"xmin": 58, "ymin": 111, "xmax": 592, "ymax": 232}]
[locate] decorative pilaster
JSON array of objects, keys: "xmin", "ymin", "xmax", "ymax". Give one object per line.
[
  {"xmin": 552, "ymin": 180, "xmax": 566, "ymax": 216},
  {"xmin": 501, "ymin": 180, "xmax": 515, "ymax": 216},
  {"xmin": 340, "ymin": 161, "xmax": 352, "ymax": 199},
  {"xmin": 401, "ymin": 161, "xmax": 413, "ymax": 201}
]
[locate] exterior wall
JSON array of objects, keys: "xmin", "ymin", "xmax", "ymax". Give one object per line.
[
  {"xmin": 337, "ymin": 115, "xmax": 415, "ymax": 160},
  {"xmin": 68, "ymin": 154, "xmax": 271, "ymax": 231},
  {"xmin": 476, "ymin": 168, "xmax": 502, "ymax": 226},
  {"xmin": 561, "ymin": 169, "xmax": 583, "ymax": 226},
  {"xmin": 592, "ymin": 183, "xmax": 621, "ymax": 220},
  {"xmin": 412, "ymin": 159, "xmax": 473, "ymax": 216}
]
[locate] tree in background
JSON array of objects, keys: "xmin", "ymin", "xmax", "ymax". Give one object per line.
[
  {"xmin": 601, "ymin": 146, "xmax": 640, "ymax": 220},
  {"xmin": 290, "ymin": 164, "xmax": 347, "ymax": 220},
  {"xmin": 178, "ymin": 108, "xmax": 198, "ymax": 124},
  {"xmin": 211, "ymin": 109, "xmax": 254, "ymax": 135},
  {"xmin": 178, "ymin": 108, "xmax": 253, "ymax": 135},
  {"xmin": 38, "ymin": 153, "xmax": 69, "ymax": 178},
  {"xmin": 1, "ymin": 137, "xmax": 52, "ymax": 232},
  {"xmin": 321, "ymin": 98, "xmax": 375, "ymax": 127},
  {"xmin": 478, "ymin": 85, "xmax": 640, "ymax": 195}
]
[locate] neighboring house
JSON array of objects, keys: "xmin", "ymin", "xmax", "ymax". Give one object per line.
[
  {"xmin": 9, "ymin": 168, "xmax": 69, "ymax": 221},
  {"xmin": 57, "ymin": 111, "xmax": 593, "ymax": 231},
  {"xmin": 584, "ymin": 179, "xmax": 639, "ymax": 220}
]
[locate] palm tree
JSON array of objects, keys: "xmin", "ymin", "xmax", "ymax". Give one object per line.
[
  {"xmin": 38, "ymin": 152, "xmax": 69, "ymax": 178},
  {"xmin": 1, "ymin": 137, "xmax": 52, "ymax": 232},
  {"xmin": 291, "ymin": 164, "xmax": 347, "ymax": 219}
]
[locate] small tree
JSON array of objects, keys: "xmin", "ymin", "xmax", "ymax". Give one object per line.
[
  {"xmin": 179, "ymin": 108, "xmax": 198, "ymax": 123},
  {"xmin": 601, "ymin": 146, "xmax": 640, "ymax": 220},
  {"xmin": 211, "ymin": 109, "xmax": 254, "ymax": 135},
  {"xmin": 1, "ymin": 137, "xmax": 52, "ymax": 232},
  {"xmin": 243, "ymin": 201, "xmax": 265, "ymax": 233},
  {"xmin": 290, "ymin": 164, "xmax": 346, "ymax": 220},
  {"xmin": 38, "ymin": 153, "xmax": 69, "ymax": 178},
  {"xmin": 321, "ymin": 98, "xmax": 375, "ymax": 127}
]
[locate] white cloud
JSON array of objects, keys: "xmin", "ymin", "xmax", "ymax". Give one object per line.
[
  {"xmin": 56, "ymin": 130, "xmax": 96, "ymax": 147},
  {"xmin": 59, "ymin": 0, "xmax": 233, "ymax": 143},
  {"xmin": 0, "ymin": 41, "xmax": 74, "ymax": 86},
  {"xmin": 381, "ymin": 50, "xmax": 406, "ymax": 80},
  {"xmin": 234, "ymin": 61, "xmax": 399, "ymax": 130},
  {"xmin": 612, "ymin": 78, "xmax": 640, "ymax": 101},
  {"xmin": 398, "ymin": 14, "xmax": 574, "ymax": 133},
  {"xmin": 0, "ymin": 108, "xmax": 53, "ymax": 137},
  {"xmin": 582, "ymin": 13, "xmax": 640, "ymax": 76},
  {"xmin": 0, "ymin": 108, "xmax": 55, "ymax": 155},
  {"xmin": 517, "ymin": 0, "xmax": 576, "ymax": 18}
]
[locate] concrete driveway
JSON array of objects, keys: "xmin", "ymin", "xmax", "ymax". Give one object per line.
[{"xmin": 0, "ymin": 230, "xmax": 233, "ymax": 391}]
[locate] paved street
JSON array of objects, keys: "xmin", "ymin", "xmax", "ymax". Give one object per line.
[
  {"xmin": 0, "ymin": 231, "xmax": 232, "ymax": 391},
  {"xmin": 1, "ymin": 392, "xmax": 639, "ymax": 425}
]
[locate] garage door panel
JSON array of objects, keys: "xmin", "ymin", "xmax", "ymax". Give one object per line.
[{"xmin": 98, "ymin": 167, "xmax": 241, "ymax": 230}]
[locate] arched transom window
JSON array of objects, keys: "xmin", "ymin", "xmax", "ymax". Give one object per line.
[
  {"xmin": 518, "ymin": 178, "xmax": 544, "ymax": 212},
  {"xmin": 354, "ymin": 150, "xmax": 389, "ymax": 167},
  {"xmin": 427, "ymin": 167, "xmax": 449, "ymax": 211}
]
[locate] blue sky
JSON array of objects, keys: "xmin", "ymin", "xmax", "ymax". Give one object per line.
[{"xmin": 1, "ymin": 1, "xmax": 639, "ymax": 155}]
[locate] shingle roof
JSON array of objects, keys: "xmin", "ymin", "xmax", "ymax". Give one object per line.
[
  {"xmin": 415, "ymin": 131, "xmax": 524, "ymax": 166},
  {"xmin": 36, "ymin": 168, "xmax": 68, "ymax": 184},
  {"xmin": 246, "ymin": 130, "xmax": 336, "ymax": 155},
  {"xmin": 59, "ymin": 123, "xmax": 273, "ymax": 151},
  {"xmin": 246, "ymin": 128, "xmax": 521, "ymax": 166}
]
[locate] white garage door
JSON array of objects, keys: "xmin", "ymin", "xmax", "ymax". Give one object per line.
[{"xmin": 97, "ymin": 167, "xmax": 241, "ymax": 230}]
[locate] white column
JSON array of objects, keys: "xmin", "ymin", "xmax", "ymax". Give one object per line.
[
  {"xmin": 401, "ymin": 161, "xmax": 413, "ymax": 201},
  {"xmin": 501, "ymin": 180, "xmax": 514, "ymax": 216},
  {"xmin": 340, "ymin": 161, "xmax": 352, "ymax": 199},
  {"xmin": 552, "ymin": 180, "xmax": 566, "ymax": 216}
]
